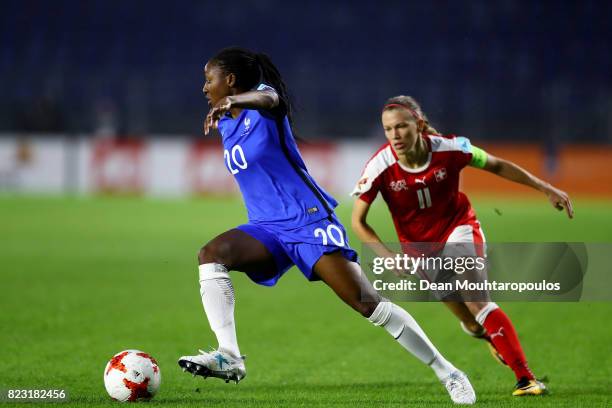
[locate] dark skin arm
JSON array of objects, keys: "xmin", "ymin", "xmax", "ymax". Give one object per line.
[
  {"xmin": 478, "ymin": 153, "xmax": 574, "ymax": 218},
  {"xmin": 204, "ymin": 90, "xmax": 279, "ymax": 135}
]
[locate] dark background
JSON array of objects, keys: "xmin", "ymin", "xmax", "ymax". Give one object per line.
[{"xmin": 1, "ymin": 0, "xmax": 610, "ymax": 141}]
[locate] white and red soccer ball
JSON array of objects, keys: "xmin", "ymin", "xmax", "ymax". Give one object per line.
[{"xmin": 103, "ymin": 350, "xmax": 161, "ymax": 402}]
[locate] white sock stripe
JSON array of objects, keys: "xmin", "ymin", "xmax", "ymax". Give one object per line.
[
  {"xmin": 368, "ymin": 301, "xmax": 393, "ymax": 326},
  {"xmin": 475, "ymin": 302, "xmax": 499, "ymax": 326},
  {"xmin": 393, "ymin": 324, "xmax": 406, "ymax": 340},
  {"xmin": 215, "ymin": 278, "xmax": 235, "ymax": 304},
  {"xmin": 199, "ymin": 263, "xmax": 229, "ymax": 281},
  {"xmin": 427, "ymin": 354, "xmax": 441, "ymax": 368}
]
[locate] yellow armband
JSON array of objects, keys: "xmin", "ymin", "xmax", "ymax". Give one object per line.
[{"xmin": 470, "ymin": 145, "xmax": 488, "ymax": 168}]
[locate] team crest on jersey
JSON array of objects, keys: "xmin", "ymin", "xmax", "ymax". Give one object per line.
[
  {"xmin": 390, "ymin": 179, "xmax": 409, "ymax": 192},
  {"xmin": 434, "ymin": 167, "xmax": 447, "ymax": 182},
  {"xmin": 241, "ymin": 117, "xmax": 251, "ymax": 136}
]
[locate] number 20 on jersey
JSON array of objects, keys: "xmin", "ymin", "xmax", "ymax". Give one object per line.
[{"xmin": 224, "ymin": 145, "xmax": 248, "ymax": 174}]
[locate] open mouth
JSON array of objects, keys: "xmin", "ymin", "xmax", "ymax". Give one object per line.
[{"xmin": 393, "ymin": 142, "xmax": 405, "ymax": 150}]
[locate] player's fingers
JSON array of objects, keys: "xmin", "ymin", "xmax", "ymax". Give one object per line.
[
  {"xmin": 565, "ymin": 196, "xmax": 574, "ymax": 219},
  {"xmin": 211, "ymin": 109, "xmax": 221, "ymax": 129},
  {"xmin": 204, "ymin": 114, "xmax": 212, "ymax": 135},
  {"xmin": 208, "ymin": 114, "xmax": 215, "ymax": 132},
  {"xmin": 208, "ymin": 108, "xmax": 219, "ymax": 128},
  {"xmin": 551, "ymin": 194, "xmax": 564, "ymax": 211},
  {"xmin": 212, "ymin": 107, "xmax": 225, "ymax": 122},
  {"xmin": 209, "ymin": 107, "xmax": 219, "ymax": 120},
  {"xmin": 219, "ymin": 101, "xmax": 231, "ymax": 112}
]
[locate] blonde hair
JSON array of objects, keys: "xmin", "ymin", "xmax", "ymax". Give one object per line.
[{"xmin": 382, "ymin": 95, "xmax": 440, "ymax": 135}]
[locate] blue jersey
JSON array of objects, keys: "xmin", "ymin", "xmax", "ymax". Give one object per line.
[{"xmin": 217, "ymin": 87, "xmax": 338, "ymax": 227}]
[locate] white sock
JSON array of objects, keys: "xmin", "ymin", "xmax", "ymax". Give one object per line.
[
  {"xmin": 198, "ymin": 263, "xmax": 241, "ymax": 358},
  {"xmin": 368, "ymin": 302, "xmax": 456, "ymax": 380},
  {"xmin": 475, "ymin": 302, "xmax": 499, "ymax": 326}
]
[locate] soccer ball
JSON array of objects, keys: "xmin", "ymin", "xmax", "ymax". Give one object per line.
[{"xmin": 103, "ymin": 350, "xmax": 161, "ymax": 402}]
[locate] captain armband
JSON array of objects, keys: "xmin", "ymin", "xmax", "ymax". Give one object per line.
[{"xmin": 469, "ymin": 145, "xmax": 488, "ymax": 168}]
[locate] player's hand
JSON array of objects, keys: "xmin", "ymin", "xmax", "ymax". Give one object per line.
[
  {"xmin": 204, "ymin": 97, "xmax": 233, "ymax": 135},
  {"xmin": 544, "ymin": 185, "xmax": 574, "ymax": 219}
]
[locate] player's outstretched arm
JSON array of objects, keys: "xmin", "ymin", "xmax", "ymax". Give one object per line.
[
  {"xmin": 478, "ymin": 153, "xmax": 574, "ymax": 219},
  {"xmin": 204, "ymin": 90, "xmax": 279, "ymax": 134}
]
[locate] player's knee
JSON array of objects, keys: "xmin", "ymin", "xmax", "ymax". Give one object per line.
[
  {"xmin": 197, "ymin": 245, "xmax": 211, "ymax": 264},
  {"xmin": 198, "ymin": 240, "xmax": 234, "ymax": 266}
]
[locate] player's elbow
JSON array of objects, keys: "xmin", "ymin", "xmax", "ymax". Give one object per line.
[
  {"xmin": 351, "ymin": 215, "xmax": 368, "ymax": 236},
  {"xmin": 351, "ymin": 200, "xmax": 371, "ymax": 237},
  {"xmin": 350, "ymin": 218, "xmax": 361, "ymax": 233},
  {"xmin": 261, "ymin": 91, "xmax": 279, "ymax": 109}
]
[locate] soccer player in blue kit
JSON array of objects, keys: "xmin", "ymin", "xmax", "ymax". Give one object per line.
[{"xmin": 178, "ymin": 47, "xmax": 476, "ymax": 404}]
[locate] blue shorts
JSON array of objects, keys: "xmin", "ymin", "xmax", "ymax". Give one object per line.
[{"xmin": 236, "ymin": 213, "xmax": 359, "ymax": 286}]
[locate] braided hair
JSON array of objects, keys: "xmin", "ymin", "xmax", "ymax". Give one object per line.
[{"xmin": 209, "ymin": 47, "xmax": 294, "ymax": 126}]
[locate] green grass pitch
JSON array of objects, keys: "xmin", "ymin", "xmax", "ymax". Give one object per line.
[{"xmin": 1, "ymin": 195, "xmax": 611, "ymax": 407}]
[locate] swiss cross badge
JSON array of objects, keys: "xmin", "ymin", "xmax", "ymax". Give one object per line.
[
  {"xmin": 390, "ymin": 180, "xmax": 409, "ymax": 192},
  {"xmin": 434, "ymin": 167, "xmax": 447, "ymax": 182}
]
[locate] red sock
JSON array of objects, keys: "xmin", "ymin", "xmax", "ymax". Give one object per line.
[{"xmin": 481, "ymin": 307, "xmax": 534, "ymax": 381}]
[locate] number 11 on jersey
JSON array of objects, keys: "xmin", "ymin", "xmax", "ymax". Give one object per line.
[{"xmin": 416, "ymin": 187, "xmax": 432, "ymax": 209}]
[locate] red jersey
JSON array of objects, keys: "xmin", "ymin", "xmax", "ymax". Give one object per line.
[{"xmin": 352, "ymin": 134, "xmax": 478, "ymax": 243}]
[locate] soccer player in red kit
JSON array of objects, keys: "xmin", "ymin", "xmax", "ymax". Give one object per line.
[{"xmin": 351, "ymin": 95, "xmax": 573, "ymax": 396}]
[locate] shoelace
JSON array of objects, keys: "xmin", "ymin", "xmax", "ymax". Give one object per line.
[{"xmin": 197, "ymin": 348, "xmax": 246, "ymax": 367}]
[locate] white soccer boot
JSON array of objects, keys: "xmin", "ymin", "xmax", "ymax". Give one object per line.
[
  {"xmin": 442, "ymin": 370, "xmax": 476, "ymax": 404},
  {"xmin": 178, "ymin": 349, "xmax": 246, "ymax": 383}
]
